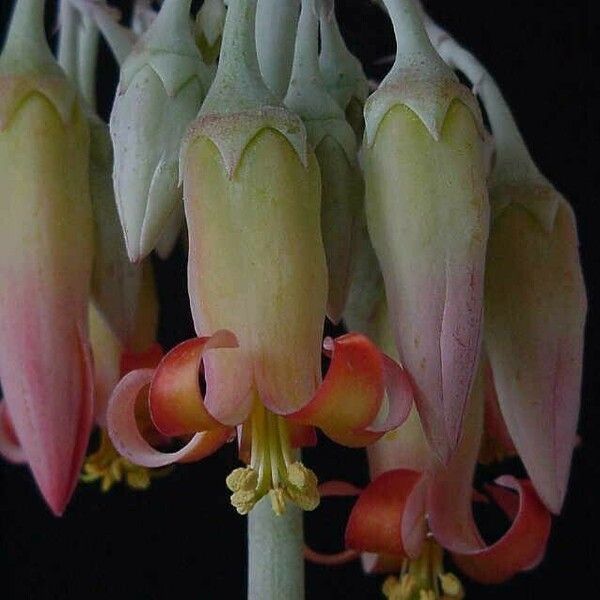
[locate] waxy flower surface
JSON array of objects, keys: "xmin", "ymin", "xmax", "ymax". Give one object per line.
[
  {"xmin": 364, "ymin": 0, "xmax": 489, "ymax": 464},
  {"xmin": 110, "ymin": 0, "xmax": 212, "ymax": 261},
  {"xmin": 0, "ymin": 0, "xmax": 94, "ymax": 515},
  {"xmin": 107, "ymin": 0, "xmax": 412, "ymax": 516},
  {"xmin": 423, "ymin": 10, "xmax": 587, "ymax": 514}
]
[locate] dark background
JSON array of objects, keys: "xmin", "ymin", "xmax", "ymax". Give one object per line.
[{"xmin": 0, "ymin": 0, "xmax": 597, "ymax": 598}]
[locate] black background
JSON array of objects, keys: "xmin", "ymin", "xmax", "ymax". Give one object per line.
[{"xmin": 0, "ymin": 1, "xmax": 597, "ymax": 598}]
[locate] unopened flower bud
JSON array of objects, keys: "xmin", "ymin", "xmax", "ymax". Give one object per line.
[{"xmin": 110, "ymin": 0, "xmax": 212, "ymax": 261}]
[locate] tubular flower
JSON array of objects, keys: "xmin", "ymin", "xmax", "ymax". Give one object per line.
[
  {"xmin": 109, "ymin": 0, "xmax": 213, "ymax": 261},
  {"xmin": 107, "ymin": 0, "xmax": 412, "ymax": 516},
  {"xmin": 363, "ymin": 0, "xmax": 489, "ymax": 463},
  {"xmin": 423, "ymin": 15, "xmax": 587, "ymax": 515},
  {"xmin": 0, "ymin": 0, "xmax": 94, "ymax": 515},
  {"xmin": 284, "ymin": 0, "xmax": 364, "ymax": 323},
  {"xmin": 327, "ymin": 288, "xmax": 551, "ymax": 591}
]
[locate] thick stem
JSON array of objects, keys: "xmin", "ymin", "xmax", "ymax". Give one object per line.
[
  {"xmin": 256, "ymin": 0, "xmax": 300, "ymax": 99},
  {"xmin": 247, "ymin": 496, "xmax": 304, "ymax": 600}
]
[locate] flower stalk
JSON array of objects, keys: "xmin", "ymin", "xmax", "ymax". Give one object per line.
[{"xmin": 247, "ymin": 491, "xmax": 304, "ymax": 600}]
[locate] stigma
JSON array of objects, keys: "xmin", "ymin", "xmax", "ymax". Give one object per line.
[
  {"xmin": 382, "ymin": 539, "xmax": 464, "ymax": 600},
  {"xmin": 226, "ymin": 402, "xmax": 319, "ymax": 516}
]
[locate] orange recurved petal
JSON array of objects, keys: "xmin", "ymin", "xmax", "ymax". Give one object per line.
[
  {"xmin": 107, "ymin": 369, "xmax": 232, "ymax": 468},
  {"xmin": 345, "ymin": 470, "xmax": 423, "ymax": 557},
  {"xmin": 289, "ymin": 334, "xmax": 412, "ymax": 447},
  {"xmin": 149, "ymin": 331, "xmax": 238, "ymax": 437}
]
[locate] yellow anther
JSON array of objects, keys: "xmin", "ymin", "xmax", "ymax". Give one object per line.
[
  {"xmin": 82, "ymin": 429, "xmax": 165, "ymax": 492},
  {"xmin": 126, "ymin": 469, "xmax": 152, "ymax": 491},
  {"xmin": 231, "ymin": 489, "xmax": 258, "ymax": 515},
  {"xmin": 382, "ymin": 541, "xmax": 464, "ymax": 600},
  {"xmin": 439, "ymin": 573, "xmax": 464, "ymax": 599},
  {"xmin": 287, "ymin": 461, "xmax": 315, "ymax": 489},
  {"xmin": 269, "ymin": 488, "xmax": 287, "ymax": 516},
  {"xmin": 227, "ymin": 402, "xmax": 322, "ymax": 516},
  {"xmin": 398, "ymin": 574, "xmax": 417, "ymax": 599},
  {"xmin": 382, "ymin": 576, "xmax": 400, "ymax": 598},
  {"xmin": 285, "ymin": 462, "xmax": 320, "ymax": 511},
  {"xmin": 226, "ymin": 467, "xmax": 258, "ymax": 492}
]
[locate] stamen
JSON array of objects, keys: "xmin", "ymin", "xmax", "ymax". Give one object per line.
[
  {"xmin": 226, "ymin": 402, "xmax": 320, "ymax": 515},
  {"xmin": 381, "ymin": 540, "xmax": 464, "ymax": 600},
  {"xmin": 81, "ymin": 429, "xmax": 168, "ymax": 492}
]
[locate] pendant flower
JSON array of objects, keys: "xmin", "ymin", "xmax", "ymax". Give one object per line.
[
  {"xmin": 422, "ymin": 10, "xmax": 587, "ymax": 515},
  {"xmin": 106, "ymin": 0, "xmax": 413, "ymax": 516},
  {"xmin": 0, "ymin": 0, "xmax": 94, "ymax": 515},
  {"xmin": 317, "ymin": 288, "xmax": 551, "ymax": 594},
  {"xmin": 363, "ymin": 0, "xmax": 489, "ymax": 464}
]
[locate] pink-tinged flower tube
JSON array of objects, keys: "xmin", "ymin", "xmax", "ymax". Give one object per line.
[
  {"xmin": 363, "ymin": 0, "xmax": 489, "ymax": 464},
  {"xmin": 0, "ymin": 0, "xmax": 95, "ymax": 515},
  {"xmin": 324, "ymin": 230, "xmax": 551, "ymax": 594},
  {"xmin": 313, "ymin": 349, "xmax": 551, "ymax": 592},
  {"xmin": 423, "ymin": 18, "xmax": 587, "ymax": 515},
  {"xmin": 107, "ymin": 0, "xmax": 413, "ymax": 516}
]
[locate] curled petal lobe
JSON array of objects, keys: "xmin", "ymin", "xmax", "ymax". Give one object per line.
[
  {"xmin": 366, "ymin": 354, "xmax": 413, "ymax": 433},
  {"xmin": 149, "ymin": 331, "xmax": 238, "ymax": 437},
  {"xmin": 345, "ymin": 470, "xmax": 422, "ymax": 557},
  {"xmin": 107, "ymin": 369, "xmax": 232, "ymax": 468},
  {"xmin": 289, "ymin": 334, "xmax": 411, "ymax": 447}
]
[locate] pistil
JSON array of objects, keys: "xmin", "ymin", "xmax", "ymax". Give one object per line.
[{"xmin": 226, "ymin": 402, "xmax": 319, "ymax": 515}]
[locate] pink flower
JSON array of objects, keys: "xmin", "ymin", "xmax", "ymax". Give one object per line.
[{"xmin": 0, "ymin": 0, "xmax": 95, "ymax": 515}]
